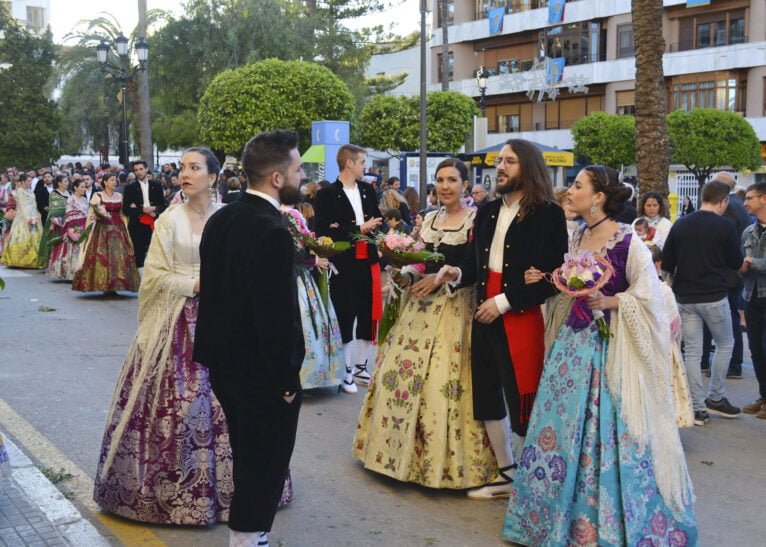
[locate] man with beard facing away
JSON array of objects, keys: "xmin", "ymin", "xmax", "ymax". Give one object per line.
[
  {"xmin": 436, "ymin": 139, "xmax": 568, "ymax": 500},
  {"xmin": 194, "ymin": 130, "xmax": 306, "ymax": 547}
]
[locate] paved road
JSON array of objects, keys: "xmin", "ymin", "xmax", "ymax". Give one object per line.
[{"xmin": 1, "ymin": 265, "xmax": 765, "ymax": 546}]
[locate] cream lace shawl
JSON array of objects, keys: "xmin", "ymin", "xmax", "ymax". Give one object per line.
[
  {"xmin": 545, "ymin": 233, "xmax": 694, "ymax": 515},
  {"xmin": 100, "ymin": 205, "xmax": 204, "ymax": 477}
]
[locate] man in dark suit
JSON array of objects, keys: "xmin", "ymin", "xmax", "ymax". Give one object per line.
[
  {"xmin": 437, "ymin": 139, "xmax": 568, "ymax": 500},
  {"xmin": 314, "ymin": 144, "xmax": 383, "ymax": 393},
  {"xmin": 193, "ymin": 130, "xmax": 305, "ymax": 547},
  {"xmin": 122, "ymin": 160, "xmax": 165, "ymax": 271},
  {"xmin": 33, "ymin": 171, "xmax": 53, "ymax": 223}
]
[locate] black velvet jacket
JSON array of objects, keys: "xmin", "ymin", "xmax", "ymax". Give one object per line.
[
  {"xmin": 193, "ymin": 193, "xmax": 305, "ymax": 393},
  {"xmin": 459, "ymin": 198, "xmax": 568, "ymax": 311},
  {"xmin": 314, "ymin": 179, "xmax": 383, "ymax": 267}
]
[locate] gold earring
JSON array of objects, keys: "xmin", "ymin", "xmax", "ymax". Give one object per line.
[{"xmin": 590, "ymin": 202, "xmax": 598, "ymax": 218}]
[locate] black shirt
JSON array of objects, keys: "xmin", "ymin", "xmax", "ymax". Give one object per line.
[{"xmin": 661, "ymin": 210, "xmax": 743, "ymax": 304}]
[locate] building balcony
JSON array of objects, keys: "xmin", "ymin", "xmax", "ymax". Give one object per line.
[{"xmin": 432, "ymin": 0, "xmax": 686, "ymax": 47}]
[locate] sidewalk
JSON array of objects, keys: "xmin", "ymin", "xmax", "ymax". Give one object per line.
[{"xmin": 0, "ymin": 434, "xmax": 108, "ymax": 546}]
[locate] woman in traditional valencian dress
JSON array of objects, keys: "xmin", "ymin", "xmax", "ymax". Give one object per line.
[
  {"xmin": 37, "ymin": 175, "xmax": 70, "ymax": 269},
  {"xmin": 353, "ymin": 159, "xmax": 497, "ymax": 489},
  {"xmin": 93, "ymin": 149, "xmax": 232, "ymax": 525},
  {"xmin": 504, "ymin": 166, "xmax": 697, "ymax": 546},
  {"xmin": 48, "ymin": 178, "xmax": 89, "ymax": 280},
  {"xmin": 72, "ymin": 172, "xmax": 140, "ymax": 294},
  {"xmin": 280, "ymin": 193, "xmax": 344, "ymax": 390},
  {"xmin": 2, "ymin": 174, "xmax": 42, "ymax": 269}
]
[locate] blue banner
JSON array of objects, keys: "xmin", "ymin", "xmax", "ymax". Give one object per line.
[
  {"xmin": 686, "ymin": 0, "xmax": 710, "ymax": 6},
  {"xmin": 545, "ymin": 57, "xmax": 565, "ymax": 85},
  {"xmin": 489, "ymin": 7, "xmax": 504, "ymax": 36},
  {"xmin": 548, "ymin": 0, "xmax": 566, "ymax": 25}
]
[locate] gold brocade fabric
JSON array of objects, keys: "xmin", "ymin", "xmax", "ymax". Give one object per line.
[
  {"xmin": 2, "ymin": 189, "xmax": 42, "ymax": 269},
  {"xmin": 353, "ymin": 286, "xmax": 498, "ymax": 489}
]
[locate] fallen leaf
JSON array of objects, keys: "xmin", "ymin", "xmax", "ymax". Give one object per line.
[{"xmin": 38, "ymin": 305, "xmax": 56, "ymax": 312}]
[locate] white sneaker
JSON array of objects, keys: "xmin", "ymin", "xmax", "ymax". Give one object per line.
[
  {"xmin": 354, "ymin": 363, "xmax": 371, "ymax": 386},
  {"xmin": 341, "ymin": 367, "xmax": 358, "ymax": 394},
  {"xmin": 466, "ymin": 464, "xmax": 517, "ymax": 500}
]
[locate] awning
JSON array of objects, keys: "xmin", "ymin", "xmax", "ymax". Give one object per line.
[
  {"xmin": 461, "ymin": 141, "xmax": 574, "ymax": 167},
  {"xmin": 301, "ymin": 144, "xmax": 325, "ymax": 163}
]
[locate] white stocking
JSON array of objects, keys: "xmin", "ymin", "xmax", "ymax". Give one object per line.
[
  {"xmin": 484, "ymin": 417, "xmax": 514, "ymax": 469},
  {"xmin": 229, "ymin": 530, "xmax": 267, "ymax": 547},
  {"xmin": 343, "ymin": 342, "xmax": 354, "ymax": 370},
  {"xmin": 354, "ymin": 339, "xmax": 370, "ymax": 366}
]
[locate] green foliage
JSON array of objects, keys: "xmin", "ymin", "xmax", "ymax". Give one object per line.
[
  {"xmin": 571, "ymin": 112, "xmax": 636, "ymax": 169},
  {"xmin": 0, "ymin": 7, "xmax": 60, "ymax": 167},
  {"xmin": 358, "ymin": 91, "xmax": 479, "ymax": 154},
  {"xmin": 667, "ymin": 108, "xmax": 762, "ymax": 187},
  {"xmin": 198, "ymin": 59, "xmax": 354, "ymax": 154}
]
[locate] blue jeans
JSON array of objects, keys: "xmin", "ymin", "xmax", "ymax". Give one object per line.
[{"xmin": 678, "ymin": 298, "xmax": 734, "ymax": 411}]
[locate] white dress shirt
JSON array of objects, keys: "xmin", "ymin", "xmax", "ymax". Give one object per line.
[
  {"xmin": 139, "ymin": 179, "xmax": 150, "ymax": 207},
  {"xmin": 342, "ymin": 183, "xmax": 365, "ymax": 226},
  {"xmin": 245, "ymin": 189, "xmax": 280, "ymax": 210}
]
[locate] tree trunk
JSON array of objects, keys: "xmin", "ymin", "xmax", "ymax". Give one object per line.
[
  {"xmin": 137, "ymin": 0, "xmax": 153, "ymax": 167},
  {"xmin": 440, "ymin": 0, "xmax": 449, "ymax": 91},
  {"xmin": 632, "ymin": 0, "xmax": 669, "ymax": 197}
]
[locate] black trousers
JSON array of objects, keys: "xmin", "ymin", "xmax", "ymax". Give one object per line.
[
  {"xmin": 470, "ymin": 319, "xmax": 528, "ymax": 437},
  {"xmin": 745, "ymin": 294, "xmax": 766, "ymax": 400},
  {"xmin": 209, "ymin": 376, "xmax": 301, "ymax": 532},
  {"xmin": 128, "ymin": 222, "xmax": 152, "ymax": 268},
  {"xmin": 330, "ymin": 259, "xmax": 373, "ymax": 343}
]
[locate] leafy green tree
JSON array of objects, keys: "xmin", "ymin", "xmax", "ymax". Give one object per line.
[
  {"xmin": 571, "ymin": 112, "xmax": 636, "ymax": 169},
  {"xmin": 667, "ymin": 108, "xmax": 762, "ymax": 205},
  {"xmin": 0, "ymin": 6, "xmax": 60, "ymax": 167},
  {"xmin": 357, "ymin": 91, "xmax": 479, "ymax": 154},
  {"xmin": 198, "ymin": 59, "xmax": 354, "ymax": 153}
]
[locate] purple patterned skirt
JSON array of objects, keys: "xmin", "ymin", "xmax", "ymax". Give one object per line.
[{"xmin": 93, "ymin": 299, "xmax": 292, "ymax": 525}]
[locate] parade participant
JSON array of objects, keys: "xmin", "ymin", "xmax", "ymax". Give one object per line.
[
  {"xmin": 354, "ymin": 159, "xmax": 498, "ymax": 489},
  {"xmin": 33, "ymin": 171, "xmax": 53, "ymax": 223},
  {"xmin": 662, "ymin": 181, "xmax": 744, "ymax": 424},
  {"xmin": 194, "ymin": 131, "xmax": 305, "ymax": 547},
  {"xmin": 505, "ymin": 165, "xmax": 698, "ymax": 545},
  {"xmin": 94, "ymin": 148, "xmax": 237, "ymax": 525},
  {"xmin": 37, "ymin": 174, "xmax": 70, "ymax": 269},
  {"xmin": 633, "ymin": 191, "xmax": 672, "ymax": 249},
  {"xmin": 314, "ymin": 144, "xmax": 383, "ymax": 393},
  {"xmin": 122, "ymin": 159, "xmax": 166, "ymax": 272},
  {"xmin": 72, "ymin": 172, "xmax": 140, "ymax": 295},
  {"xmin": 741, "ymin": 181, "xmax": 766, "ymax": 419},
  {"xmin": 47, "ymin": 179, "xmax": 89, "ymax": 280},
  {"xmin": 279, "ymin": 185, "xmax": 345, "ymax": 390},
  {"xmin": 436, "ymin": 139, "xmax": 568, "ymax": 500},
  {"xmin": 2, "ymin": 174, "xmax": 43, "ymax": 269}
]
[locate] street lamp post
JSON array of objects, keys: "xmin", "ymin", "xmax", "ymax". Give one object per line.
[
  {"xmin": 476, "ymin": 66, "xmax": 489, "ymax": 116},
  {"xmin": 96, "ymin": 35, "xmax": 148, "ymax": 167},
  {"xmin": 419, "ymin": 0, "xmax": 431, "ymax": 209}
]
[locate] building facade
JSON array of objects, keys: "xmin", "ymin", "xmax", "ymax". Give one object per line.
[
  {"xmin": 2, "ymin": 0, "xmax": 49, "ymax": 32},
  {"xmin": 428, "ymin": 0, "xmax": 766, "ymax": 158}
]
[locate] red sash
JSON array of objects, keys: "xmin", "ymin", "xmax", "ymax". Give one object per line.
[
  {"xmin": 355, "ymin": 241, "xmax": 383, "ymax": 343},
  {"xmin": 486, "ymin": 270, "xmax": 544, "ymax": 424},
  {"xmin": 139, "ymin": 213, "xmax": 155, "ymax": 231}
]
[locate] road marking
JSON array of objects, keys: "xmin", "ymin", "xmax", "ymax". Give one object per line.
[{"xmin": 0, "ymin": 398, "xmax": 165, "ymax": 546}]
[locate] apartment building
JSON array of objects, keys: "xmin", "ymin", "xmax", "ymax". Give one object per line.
[
  {"xmin": 428, "ymin": 0, "xmax": 766, "ymax": 161},
  {"xmin": 2, "ymin": 0, "xmax": 49, "ymax": 32}
]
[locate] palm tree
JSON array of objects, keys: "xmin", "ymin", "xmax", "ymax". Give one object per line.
[{"xmin": 632, "ymin": 0, "xmax": 669, "ymax": 196}]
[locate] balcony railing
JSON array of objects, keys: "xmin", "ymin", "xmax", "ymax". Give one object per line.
[
  {"xmin": 666, "ymin": 36, "xmax": 748, "ymax": 53},
  {"xmin": 477, "ymin": 52, "xmax": 606, "ymax": 79},
  {"xmin": 475, "ymin": 0, "xmax": 549, "ymax": 21}
]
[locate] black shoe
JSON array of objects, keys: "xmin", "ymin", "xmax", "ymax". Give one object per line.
[
  {"xmin": 726, "ymin": 373, "xmax": 743, "ymax": 379},
  {"xmin": 694, "ymin": 410, "xmax": 710, "ymax": 426},
  {"xmin": 702, "ymin": 368, "xmax": 710, "ymax": 377},
  {"xmin": 705, "ymin": 397, "xmax": 741, "ymax": 418}
]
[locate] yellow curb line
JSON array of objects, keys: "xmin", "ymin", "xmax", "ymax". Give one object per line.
[{"xmin": 0, "ymin": 398, "xmax": 165, "ymax": 546}]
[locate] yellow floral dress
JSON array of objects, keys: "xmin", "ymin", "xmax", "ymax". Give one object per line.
[
  {"xmin": 353, "ymin": 208, "xmax": 497, "ymax": 488},
  {"xmin": 2, "ymin": 187, "xmax": 42, "ymax": 268}
]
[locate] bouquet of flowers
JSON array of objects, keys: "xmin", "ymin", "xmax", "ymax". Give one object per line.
[
  {"xmin": 356, "ymin": 232, "xmax": 445, "ymax": 342},
  {"xmin": 301, "ymin": 233, "xmax": 352, "ymax": 309},
  {"xmin": 550, "ymin": 251, "xmax": 614, "ymax": 340}
]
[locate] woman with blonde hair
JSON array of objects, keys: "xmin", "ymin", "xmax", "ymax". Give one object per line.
[{"xmin": 381, "ymin": 189, "xmax": 412, "ymax": 227}]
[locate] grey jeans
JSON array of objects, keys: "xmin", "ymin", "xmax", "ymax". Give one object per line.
[{"xmin": 678, "ymin": 297, "xmax": 734, "ymax": 411}]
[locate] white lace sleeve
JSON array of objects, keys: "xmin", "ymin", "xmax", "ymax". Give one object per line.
[{"xmin": 605, "ymin": 235, "xmax": 694, "ymax": 515}]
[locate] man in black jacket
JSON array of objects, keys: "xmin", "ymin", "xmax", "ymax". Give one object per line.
[
  {"xmin": 122, "ymin": 160, "xmax": 165, "ymax": 271},
  {"xmin": 194, "ymin": 130, "xmax": 305, "ymax": 547},
  {"xmin": 437, "ymin": 139, "xmax": 568, "ymax": 500},
  {"xmin": 314, "ymin": 144, "xmax": 383, "ymax": 393},
  {"xmin": 662, "ymin": 180, "xmax": 744, "ymax": 425},
  {"xmin": 33, "ymin": 171, "xmax": 53, "ymax": 223}
]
